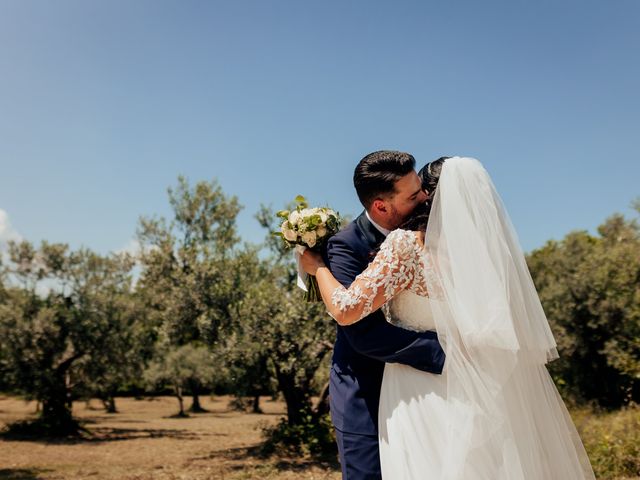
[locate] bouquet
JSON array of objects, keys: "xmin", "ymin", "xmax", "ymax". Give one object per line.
[{"xmin": 274, "ymin": 195, "xmax": 342, "ymax": 301}]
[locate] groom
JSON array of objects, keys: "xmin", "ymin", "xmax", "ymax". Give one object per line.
[{"xmin": 322, "ymin": 150, "xmax": 446, "ymax": 479}]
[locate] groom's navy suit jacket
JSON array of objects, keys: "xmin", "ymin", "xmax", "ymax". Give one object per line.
[{"xmin": 323, "ymin": 212, "xmax": 446, "ymax": 436}]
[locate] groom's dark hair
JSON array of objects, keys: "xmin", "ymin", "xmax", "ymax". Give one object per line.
[{"xmin": 354, "ymin": 150, "xmax": 416, "ymax": 209}]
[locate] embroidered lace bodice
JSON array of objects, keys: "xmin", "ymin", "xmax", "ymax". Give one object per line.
[{"xmin": 331, "ymin": 229, "xmax": 437, "ymax": 331}]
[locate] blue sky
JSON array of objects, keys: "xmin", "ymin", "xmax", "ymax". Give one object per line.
[{"xmin": 1, "ymin": 0, "xmax": 638, "ymax": 256}]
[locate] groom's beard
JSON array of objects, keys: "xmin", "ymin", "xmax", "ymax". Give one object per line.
[
  {"xmin": 387, "ymin": 204, "xmax": 405, "ymax": 230},
  {"xmin": 389, "ymin": 202, "xmax": 428, "ymax": 230}
]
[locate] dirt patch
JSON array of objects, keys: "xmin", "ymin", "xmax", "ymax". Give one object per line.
[{"xmin": 0, "ymin": 395, "xmax": 341, "ymax": 480}]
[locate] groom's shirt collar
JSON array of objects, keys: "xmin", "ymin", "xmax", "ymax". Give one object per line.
[{"xmin": 365, "ymin": 211, "xmax": 391, "ymax": 237}]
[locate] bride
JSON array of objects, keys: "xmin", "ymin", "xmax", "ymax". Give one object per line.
[{"xmin": 301, "ymin": 157, "xmax": 595, "ymax": 479}]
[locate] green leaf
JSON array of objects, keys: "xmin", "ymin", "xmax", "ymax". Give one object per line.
[{"xmin": 306, "ymin": 215, "xmax": 322, "ymax": 228}]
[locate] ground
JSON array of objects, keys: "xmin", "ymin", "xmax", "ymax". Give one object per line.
[
  {"xmin": 2, "ymin": 394, "xmax": 638, "ymax": 480},
  {"xmin": 0, "ymin": 395, "xmax": 341, "ymax": 480}
]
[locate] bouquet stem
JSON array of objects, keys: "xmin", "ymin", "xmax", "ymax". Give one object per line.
[{"xmin": 304, "ymin": 275, "xmax": 322, "ymax": 302}]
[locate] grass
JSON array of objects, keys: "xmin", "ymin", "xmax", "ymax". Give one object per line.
[
  {"xmin": 0, "ymin": 395, "xmax": 340, "ymax": 480},
  {"xmin": 572, "ymin": 403, "xmax": 640, "ymax": 480},
  {"xmin": 1, "ymin": 394, "xmax": 638, "ymax": 479}
]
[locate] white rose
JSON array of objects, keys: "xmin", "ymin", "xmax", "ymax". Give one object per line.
[
  {"xmin": 318, "ymin": 211, "xmax": 328, "ymax": 223},
  {"xmin": 282, "ymin": 221, "xmax": 298, "ymax": 242},
  {"xmin": 301, "ymin": 231, "xmax": 317, "ymax": 248},
  {"xmin": 289, "ymin": 211, "xmax": 301, "ymax": 225},
  {"xmin": 300, "ymin": 208, "xmax": 312, "ymax": 217},
  {"xmin": 316, "ymin": 226, "xmax": 327, "ymax": 238}
]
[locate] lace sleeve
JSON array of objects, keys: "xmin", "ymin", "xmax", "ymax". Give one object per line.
[{"xmin": 330, "ymin": 229, "xmax": 426, "ymax": 325}]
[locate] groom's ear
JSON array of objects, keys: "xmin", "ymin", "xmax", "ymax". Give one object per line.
[{"xmin": 371, "ymin": 198, "xmax": 388, "ymax": 213}]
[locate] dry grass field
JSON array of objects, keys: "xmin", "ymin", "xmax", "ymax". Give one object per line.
[
  {"xmin": 2, "ymin": 394, "xmax": 639, "ymax": 480},
  {"xmin": 0, "ymin": 395, "xmax": 341, "ymax": 480}
]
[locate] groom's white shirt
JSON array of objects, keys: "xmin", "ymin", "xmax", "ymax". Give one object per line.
[{"xmin": 365, "ymin": 210, "xmax": 390, "ymax": 237}]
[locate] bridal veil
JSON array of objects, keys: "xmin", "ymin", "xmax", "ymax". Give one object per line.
[{"xmin": 422, "ymin": 157, "xmax": 595, "ymax": 479}]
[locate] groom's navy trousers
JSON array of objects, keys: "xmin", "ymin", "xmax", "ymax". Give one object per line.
[{"xmin": 323, "ymin": 212, "xmax": 446, "ymax": 480}]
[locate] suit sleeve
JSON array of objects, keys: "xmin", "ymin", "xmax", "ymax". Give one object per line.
[{"xmin": 325, "ymin": 234, "xmax": 445, "ymax": 374}]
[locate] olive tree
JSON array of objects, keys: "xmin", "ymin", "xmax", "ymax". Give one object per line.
[{"xmin": 527, "ymin": 205, "xmax": 640, "ymax": 407}]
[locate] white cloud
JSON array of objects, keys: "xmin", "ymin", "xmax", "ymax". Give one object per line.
[
  {"xmin": 115, "ymin": 238, "xmax": 147, "ymax": 288},
  {"xmin": 0, "ymin": 208, "xmax": 23, "ymax": 265},
  {"xmin": 116, "ymin": 238, "xmax": 142, "ymax": 257},
  {"xmin": 115, "ymin": 237, "xmax": 161, "ymax": 260},
  {"xmin": 0, "ymin": 208, "xmax": 22, "ymax": 245}
]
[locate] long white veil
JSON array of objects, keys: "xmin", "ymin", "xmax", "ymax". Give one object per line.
[{"xmin": 423, "ymin": 157, "xmax": 594, "ymax": 479}]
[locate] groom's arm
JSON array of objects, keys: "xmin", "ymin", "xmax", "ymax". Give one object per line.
[{"xmin": 325, "ymin": 235, "xmax": 445, "ymax": 374}]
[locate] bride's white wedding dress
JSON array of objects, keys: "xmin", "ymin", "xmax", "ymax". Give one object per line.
[
  {"xmin": 377, "ymin": 242, "xmax": 593, "ymax": 478},
  {"xmin": 331, "ymin": 157, "xmax": 596, "ymax": 479}
]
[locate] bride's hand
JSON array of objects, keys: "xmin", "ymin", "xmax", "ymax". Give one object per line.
[{"xmin": 300, "ymin": 249, "xmax": 325, "ymax": 276}]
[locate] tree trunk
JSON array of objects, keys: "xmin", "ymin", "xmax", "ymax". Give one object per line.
[
  {"xmin": 64, "ymin": 371, "xmax": 73, "ymax": 410},
  {"xmin": 25, "ymin": 337, "xmax": 84, "ymax": 436},
  {"xmin": 275, "ymin": 369, "xmax": 311, "ymax": 426},
  {"xmin": 187, "ymin": 377, "xmax": 208, "ymax": 413},
  {"xmin": 41, "ymin": 392, "xmax": 78, "ymax": 436},
  {"xmin": 175, "ymin": 386, "xmax": 187, "ymax": 417},
  {"xmin": 38, "ymin": 368, "xmax": 80, "ymax": 436},
  {"xmin": 102, "ymin": 396, "xmax": 117, "ymax": 414},
  {"xmin": 189, "ymin": 392, "xmax": 207, "ymax": 413},
  {"xmin": 252, "ymin": 394, "xmax": 262, "ymax": 414},
  {"xmin": 314, "ymin": 381, "xmax": 330, "ymax": 416}
]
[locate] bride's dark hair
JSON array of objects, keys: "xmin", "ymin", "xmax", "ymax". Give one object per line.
[{"xmin": 399, "ymin": 156, "xmax": 450, "ymax": 232}]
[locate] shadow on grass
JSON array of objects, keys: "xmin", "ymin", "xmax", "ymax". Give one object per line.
[
  {"xmin": 82, "ymin": 426, "xmax": 206, "ymax": 442},
  {"xmin": 84, "ymin": 418, "xmax": 149, "ymax": 425},
  {"xmin": 193, "ymin": 445, "xmax": 340, "ymax": 474},
  {"xmin": 0, "ymin": 468, "xmax": 51, "ymax": 480},
  {"xmin": 243, "ymin": 411, "xmax": 285, "ymax": 417},
  {"xmin": 159, "ymin": 411, "xmax": 269, "ymax": 420},
  {"xmin": 1, "ymin": 420, "xmax": 225, "ymax": 444}
]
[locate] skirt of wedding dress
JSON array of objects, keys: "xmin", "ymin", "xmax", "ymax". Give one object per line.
[{"xmin": 378, "ymin": 362, "xmax": 595, "ymax": 480}]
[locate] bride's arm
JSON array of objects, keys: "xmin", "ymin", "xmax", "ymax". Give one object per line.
[{"xmin": 301, "ymin": 230, "xmax": 421, "ymax": 326}]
